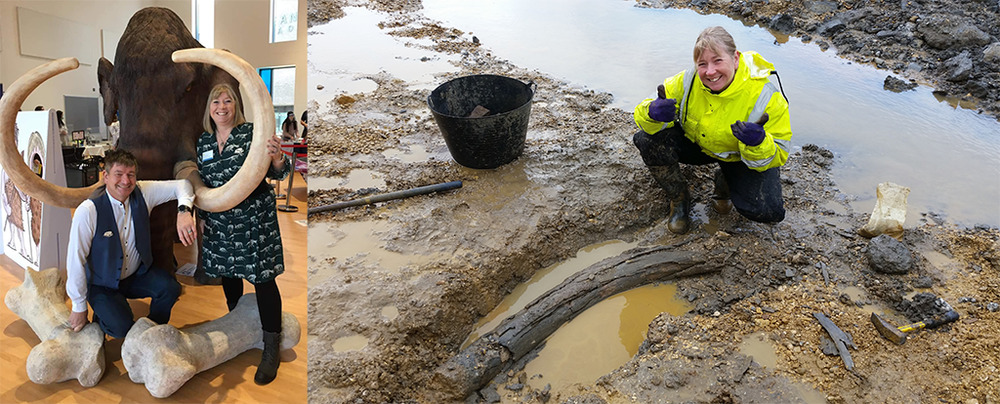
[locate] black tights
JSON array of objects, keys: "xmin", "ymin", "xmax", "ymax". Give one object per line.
[{"xmin": 222, "ymin": 277, "xmax": 282, "ymax": 333}]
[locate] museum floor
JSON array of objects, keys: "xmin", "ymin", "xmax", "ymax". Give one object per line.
[{"xmin": 0, "ymin": 171, "xmax": 308, "ymax": 403}]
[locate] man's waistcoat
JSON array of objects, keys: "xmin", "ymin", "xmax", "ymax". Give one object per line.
[{"xmin": 87, "ymin": 186, "xmax": 153, "ymax": 289}]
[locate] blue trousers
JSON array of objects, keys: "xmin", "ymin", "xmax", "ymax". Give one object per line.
[
  {"xmin": 87, "ymin": 266, "xmax": 181, "ymax": 338},
  {"xmin": 633, "ymin": 126, "xmax": 785, "ymax": 223}
]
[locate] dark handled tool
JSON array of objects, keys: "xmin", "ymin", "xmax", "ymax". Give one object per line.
[
  {"xmin": 870, "ymin": 309, "xmax": 960, "ymax": 345},
  {"xmin": 307, "ymin": 180, "xmax": 462, "ymax": 215}
]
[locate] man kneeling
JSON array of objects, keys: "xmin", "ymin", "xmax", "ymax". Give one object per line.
[{"xmin": 66, "ymin": 149, "xmax": 198, "ymax": 338}]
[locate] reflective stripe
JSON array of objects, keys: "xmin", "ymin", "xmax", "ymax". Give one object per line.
[
  {"xmin": 748, "ymin": 82, "xmax": 777, "ymax": 123},
  {"xmin": 774, "ymin": 137, "xmax": 791, "ymax": 152},
  {"xmin": 678, "ymin": 68, "xmax": 696, "ymax": 125},
  {"xmin": 742, "ymin": 152, "xmax": 776, "ymax": 168},
  {"xmin": 710, "ymin": 151, "xmax": 740, "ymax": 159}
]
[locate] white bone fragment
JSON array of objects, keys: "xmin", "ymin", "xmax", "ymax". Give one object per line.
[
  {"xmin": 121, "ymin": 293, "xmax": 300, "ymax": 398},
  {"xmin": 4, "ymin": 267, "xmax": 106, "ymax": 386}
]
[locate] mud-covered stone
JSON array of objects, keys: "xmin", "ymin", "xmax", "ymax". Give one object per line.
[
  {"xmin": 817, "ymin": 18, "xmax": 846, "ymax": 35},
  {"xmin": 884, "ymin": 76, "xmax": 918, "ymax": 92},
  {"xmin": 805, "ymin": 0, "xmax": 839, "ymax": 14},
  {"xmin": 917, "ymin": 17, "xmax": 991, "ymax": 50},
  {"xmin": 944, "ymin": 51, "xmax": 974, "ymax": 82},
  {"xmin": 867, "ymin": 234, "xmax": 913, "ymax": 274},
  {"xmin": 769, "ymin": 14, "xmax": 796, "ymax": 33},
  {"xmin": 984, "ymin": 43, "xmax": 1000, "ymax": 64}
]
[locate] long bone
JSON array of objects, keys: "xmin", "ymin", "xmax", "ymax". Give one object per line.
[
  {"xmin": 4, "ymin": 267, "xmax": 106, "ymax": 386},
  {"xmin": 121, "ymin": 293, "xmax": 300, "ymax": 398}
]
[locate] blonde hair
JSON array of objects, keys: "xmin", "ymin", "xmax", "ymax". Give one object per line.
[
  {"xmin": 202, "ymin": 83, "xmax": 247, "ymax": 134},
  {"xmin": 693, "ymin": 26, "xmax": 738, "ymax": 63}
]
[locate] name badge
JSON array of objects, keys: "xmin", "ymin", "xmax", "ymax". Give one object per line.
[{"xmin": 202, "ymin": 149, "xmax": 214, "ymax": 162}]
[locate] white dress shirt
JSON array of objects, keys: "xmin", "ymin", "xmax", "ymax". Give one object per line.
[{"xmin": 66, "ymin": 180, "xmax": 194, "ymax": 313}]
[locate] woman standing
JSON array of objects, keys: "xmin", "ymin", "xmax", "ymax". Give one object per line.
[
  {"xmin": 196, "ymin": 83, "xmax": 290, "ymax": 384},
  {"xmin": 281, "ymin": 111, "xmax": 298, "ymax": 142}
]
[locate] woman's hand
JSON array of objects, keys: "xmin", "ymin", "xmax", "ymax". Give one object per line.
[{"xmin": 267, "ymin": 135, "xmax": 286, "ymax": 170}]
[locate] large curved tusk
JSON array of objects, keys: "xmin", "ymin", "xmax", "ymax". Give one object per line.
[
  {"xmin": 0, "ymin": 58, "xmax": 99, "ymax": 208},
  {"xmin": 172, "ymin": 49, "xmax": 274, "ymax": 213}
]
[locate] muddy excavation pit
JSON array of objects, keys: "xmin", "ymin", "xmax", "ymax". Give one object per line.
[{"xmin": 306, "ymin": 1, "xmax": 999, "ymax": 403}]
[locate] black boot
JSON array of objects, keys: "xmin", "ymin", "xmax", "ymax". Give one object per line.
[
  {"xmin": 255, "ymin": 331, "xmax": 281, "ymax": 385},
  {"xmin": 667, "ymin": 190, "xmax": 691, "ymax": 234},
  {"xmin": 712, "ymin": 169, "xmax": 732, "ymax": 215},
  {"xmin": 648, "ymin": 165, "xmax": 690, "ymax": 234}
]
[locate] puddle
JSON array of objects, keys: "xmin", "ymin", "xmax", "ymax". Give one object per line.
[
  {"xmin": 739, "ymin": 332, "xmax": 778, "ymax": 369},
  {"xmin": 462, "ymin": 239, "xmax": 639, "ymax": 348},
  {"xmin": 840, "ymin": 285, "xmax": 895, "ymax": 315},
  {"xmin": 381, "ymin": 305, "xmax": 399, "ymax": 321},
  {"xmin": 920, "ymin": 250, "xmax": 960, "ymax": 280},
  {"xmin": 332, "ymin": 334, "xmax": 370, "ymax": 352},
  {"xmin": 522, "ymin": 283, "xmax": 691, "ymax": 395},
  {"xmin": 308, "ymin": 220, "xmax": 440, "ymax": 282},
  {"xmin": 308, "ymin": 7, "xmax": 459, "ymax": 115},
  {"xmin": 382, "ymin": 144, "xmax": 431, "ymax": 163},
  {"xmin": 310, "ymin": 168, "xmax": 387, "ymax": 191},
  {"xmin": 421, "ymin": 0, "xmax": 1000, "ymax": 227}
]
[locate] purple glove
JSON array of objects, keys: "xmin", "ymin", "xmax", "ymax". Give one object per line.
[
  {"xmin": 648, "ymin": 98, "xmax": 677, "ymax": 123},
  {"xmin": 731, "ymin": 120, "xmax": 766, "ymax": 146}
]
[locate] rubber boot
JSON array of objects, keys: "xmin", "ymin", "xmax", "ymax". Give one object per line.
[
  {"xmin": 712, "ymin": 169, "xmax": 733, "ymax": 215},
  {"xmin": 648, "ymin": 165, "xmax": 690, "ymax": 234},
  {"xmin": 255, "ymin": 331, "xmax": 281, "ymax": 385}
]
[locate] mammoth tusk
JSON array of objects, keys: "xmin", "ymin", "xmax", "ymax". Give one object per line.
[
  {"xmin": 171, "ymin": 49, "xmax": 275, "ymax": 213},
  {"xmin": 0, "ymin": 58, "xmax": 100, "ymax": 208}
]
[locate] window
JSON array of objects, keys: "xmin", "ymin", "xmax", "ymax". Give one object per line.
[
  {"xmin": 192, "ymin": 0, "xmax": 215, "ymax": 48},
  {"xmin": 270, "ymin": 0, "xmax": 298, "ymax": 43},
  {"xmin": 258, "ymin": 66, "xmax": 296, "ymax": 136}
]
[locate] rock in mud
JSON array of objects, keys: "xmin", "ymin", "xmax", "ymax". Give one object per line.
[
  {"xmin": 867, "ymin": 234, "xmax": 913, "ymax": 274},
  {"xmin": 899, "ymin": 292, "xmax": 954, "ymax": 322},
  {"xmin": 916, "ymin": 17, "xmax": 992, "ymax": 50},
  {"xmin": 884, "ymin": 76, "xmax": 918, "ymax": 92},
  {"xmin": 562, "ymin": 394, "xmax": 607, "ymax": 404},
  {"xmin": 805, "ymin": 0, "xmax": 839, "ymax": 14},
  {"xmin": 769, "ymin": 14, "xmax": 796, "ymax": 34},
  {"xmin": 944, "ymin": 51, "xmax": 974, "ymax": 82},
  {"xmin": 817, "ymin": 18, "xmax": 846, "ymax": 36},
  {"xmin": 984, "ymin": 43, "xmax": 1000, "ymax": 64}
]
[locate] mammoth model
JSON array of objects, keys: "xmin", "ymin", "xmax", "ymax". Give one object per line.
[{"xmin": 0, "ymin": 7, "xmax": 275, "ymax": 271}]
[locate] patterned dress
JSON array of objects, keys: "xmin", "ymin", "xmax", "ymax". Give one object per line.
[{"xmin": 196, "ymin": 122, "xmax": 290, "ymax": 283}]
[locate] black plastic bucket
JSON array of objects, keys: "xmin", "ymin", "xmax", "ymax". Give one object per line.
[{"xmin": 427, "ymin": 75, "xmax": 535, "ymax": 169}]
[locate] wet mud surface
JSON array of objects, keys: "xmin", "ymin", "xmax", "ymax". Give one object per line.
[{"xmin": 306, "ymin": 1, "xmax": 1000, "ymax": 402}]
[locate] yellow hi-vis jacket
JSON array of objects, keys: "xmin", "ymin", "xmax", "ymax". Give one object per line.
[{"xmin": 634, "ymin": 51, "xmax": 792, "ymax": 172}]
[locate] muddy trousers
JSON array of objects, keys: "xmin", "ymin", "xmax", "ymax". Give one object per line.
[
  {"xmin": 632, "ymin": 126, "xmax": 785, "ymax": 223},
  {"xmin": 222, "ymin": 277, "xmax": 283, "ymax": 333}
]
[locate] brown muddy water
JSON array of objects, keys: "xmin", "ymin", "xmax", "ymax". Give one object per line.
[{"xmin": 307, "ymin": 0, "xmax": 1000, "ymax": 397}]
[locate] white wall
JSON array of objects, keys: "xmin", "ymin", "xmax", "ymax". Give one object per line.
[{"xmin": 0, "ymin": 0, "xmax": 306, "ymax": 119}]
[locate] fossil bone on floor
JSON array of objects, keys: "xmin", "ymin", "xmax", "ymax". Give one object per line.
[
  {"xmin": 4, "ymin": 267, "xmax": 106, "ymax": 387},
  {"xmin": 121, "ymin": 293, "xmax": 301, "ymax": 398}
]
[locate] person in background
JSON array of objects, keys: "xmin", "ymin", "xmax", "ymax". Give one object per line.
[
  {"xmin": 299, "ymin": 110, "xmax": 307, "ymax": 142},
  {"xmin": 66, "ymin": 149, "xmax": 197, "ymax": 338},
  {"xmin": 109, "ymin": 114, "xmax": 121, "ymax": 149},
  {"xmin": 56, "ymin": 110, "xmax": 71, "ymax": 146},
  {"xmin": 281, "ymin": 111, "xmax": 298, "ymax": 142},
  {"xmin": 632, "ymin": 26, "xmax": 792, "ymax": 234},
  {"xmin": 196, "ymin": 83, "xmax": 290, "ymax": 385}
]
